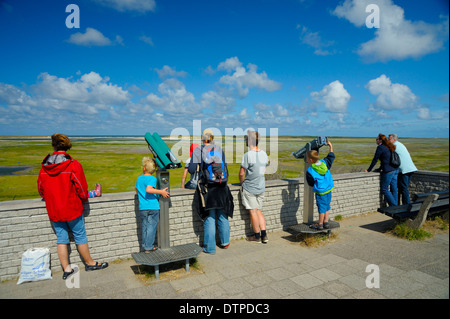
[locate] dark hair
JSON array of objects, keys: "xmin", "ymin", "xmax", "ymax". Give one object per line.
[
  {"xmin": 378, "ymin": 133, "xmax": 395, "ymax": 152},
  {"xmin": 51, "ymin": 133, "xmax": 72, "ymax": 151}
]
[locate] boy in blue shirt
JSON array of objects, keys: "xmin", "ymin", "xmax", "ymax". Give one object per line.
[
  {"xmin": 306, "ymin": 141, "xmax": 335, "ymax": 230},
  {"xmin": 135, "ymin": 157, "xmax": 170, "ymax": 252}
]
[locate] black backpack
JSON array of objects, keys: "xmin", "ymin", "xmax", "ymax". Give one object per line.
[
  {"xmin": 200, "ymin": 145, "xmax": 228, "ymax": 184},
  {"xmin": 390, "ymin": 150, "xmax": 401, "ymax": 168}
]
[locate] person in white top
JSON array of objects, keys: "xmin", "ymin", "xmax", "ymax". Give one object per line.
[
  {"xmin": 389, "ymin": 134, "xmax": 418, "ymax": 204},
  {"xmin": 239, "ymin": 131, "xmax": 269, "ymax": 243}
]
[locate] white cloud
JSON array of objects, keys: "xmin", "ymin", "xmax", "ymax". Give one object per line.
[
  {"xmin": 141, "ymin": 78, "xmax": 201, "ymax": 115},
  {"xmin": 365, "ymin": 74, "xmax": 418, "ymax": 110},
  {"xmin": 333, "ymin": 0, "xmax": 449, "ymax": 62},
  {"xmin": 244, "ymin": 102, "xmax": 295, "ymax": 126},
  {"xmin": 0, "ymin": 58, "xmax": 289, "ymax": 133},
  {"xmin": 0, "ymin": 72, "xmax": 132, "ymax": 132},
  {"xmin": 200, "ymin": 90, "xmax": 235, "ymax": 113},
  {"xmin": 217, "ymin": 57, "xmax": 281, "ymax": 98},
  {"xmin": 217, "ymin": 57, "xmax": 243, "ymax": 72},
  {"xmin": 67, "ymin": 28, "xmax": 118, "ymax": 47},
  {"xmin": 239, "ymin": 108, "xmax": 249, "ymax": 118},
  {"xmin": 139, "ymin": 35, "xmax": 154, "ymax": 46},
  {"xmin": 417, "ymin": 107, "xmax": 431, "ymax": 120},
  {"xmin": 154, "ymin": 65, "xmax": 187, "ymax": 79},
  {"xmin": 310, "ymin": 80, "xmax": 351, "ymax": 113},
  {"xmin": 35, "ymin": 72, "xmax": 130, "ymax": 107},
  {"xmin": 0, "ymin": 83, "xmax": 36, "ymax": 107},
  {"xmin": 94, "ymin": 0, "xmax": 156, "ymax": 13},
  {"xmin": 297, "ymin": 25, "xmax": 335, "ymax": 56}
]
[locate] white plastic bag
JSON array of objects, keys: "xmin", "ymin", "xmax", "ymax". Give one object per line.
[{"xmin": 17, "ymin": 248, "xmax": 52, "ymax": 285}]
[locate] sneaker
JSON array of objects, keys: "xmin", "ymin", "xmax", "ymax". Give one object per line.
[
  {"xmin": 261, "ymin": 235, "xmax": 269, "ymax": 244},
  {"xmin": 246, "ymin": 235, "xmax": 261, "ymax": 243},
  {"xmin": 94, "ymin": 183, "xmax": 102, "ymax": 197},
  {"xmin": 220, "ymin": 243, "xmax": 230, "ymax": 249},
  {"xmin": 323, "ymin": 222, "xmax": 330, "ymax": 229}
]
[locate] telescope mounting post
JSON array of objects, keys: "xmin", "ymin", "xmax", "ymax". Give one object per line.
[
  {"xmin": 156, "ymin": 168, "xmax": 170, "ymax": 249},
  {"xmin": 302, "ymin": 143, "xmax": 315, "ymax": 225}
]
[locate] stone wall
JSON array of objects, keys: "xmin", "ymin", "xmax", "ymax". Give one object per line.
[{"xmin": 0, "ymin": 171, "xmax": 447, "ymax": 281}]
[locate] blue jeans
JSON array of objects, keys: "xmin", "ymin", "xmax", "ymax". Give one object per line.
[
  {"xmin": 203, "ymin": 209, "xmax": 230, "ymax": 254},
  {"xmin": 398, "ymin": 172, "xmax": 413, "ymax": 204},
  {"xmin": 380, "ymin": 170, "xmax": 398, "ymax": 206},
  {"xmin": 140, "ymin": 209, "xmax": 159, "ymax": 251},
  {"xmin": 51, "ymin": 214, "xmax": 88, "ymax": 245}
]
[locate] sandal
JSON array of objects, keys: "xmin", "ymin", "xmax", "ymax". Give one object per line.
[
  {"xmin": 309, "ymin": 223, "xmax": 324, "ymax": 230},
  {"xmin": 85, "ymin": 261, "xmax": 108, "ymax": 271},
  {"xmin": 145, "ymin": 247, "xmax": 158, "ymax": 253},
  {"xmin": 62, "ymin": 269, "xmax": 75, "ymax": 280}
]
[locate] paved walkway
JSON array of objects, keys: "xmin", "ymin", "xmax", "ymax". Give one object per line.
[{"xmin": 1, "ymin": 213, "xmax": 448, "ymax": 301}]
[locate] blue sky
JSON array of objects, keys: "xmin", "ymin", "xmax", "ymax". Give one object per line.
[{"xmin": 0, "ymin": 0, "xmax": 448, "ymax": 137}]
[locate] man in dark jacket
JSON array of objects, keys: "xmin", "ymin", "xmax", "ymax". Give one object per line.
[{"xmin": 365, "ymin": 134, "xmax": 398, "ymax": 206}]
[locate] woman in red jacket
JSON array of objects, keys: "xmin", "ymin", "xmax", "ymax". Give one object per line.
[{"xmin": 38, "ymin": 133, "xmax": 108, "ymax": 280}]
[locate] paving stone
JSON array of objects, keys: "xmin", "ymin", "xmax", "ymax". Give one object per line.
[
  {"xmin": 264, "ymin": 267, "xmax": 295, "ymax": 281},
  {"xmin": 290, "ymin": 273, "xmax": 324, "ymax": 289},
  {"xmin": 309, "ymin": 268, "xmax": 341, "ymax": 282},
  {"xmin": 219, "ymin": 277, "xmax": 254, "ymax": 295},
  {"xmin": 269, "ymin": 278, "xmax": 305, "ymax": 296},
  {"xmin": 321, "ymin": 281, "xmax": 356, "ymax": 298},
  {"xmin": 1, "ymin": 213, "xmax": 448, "ymax": 301},
  {"xmin": 338, "ymin": 274, "xmax": 367, "ymax": 291}
]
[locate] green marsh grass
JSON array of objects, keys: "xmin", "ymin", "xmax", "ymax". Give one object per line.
[{"xmin": 0, "ymin": 136, "xmax": 448, "ymax": 202}]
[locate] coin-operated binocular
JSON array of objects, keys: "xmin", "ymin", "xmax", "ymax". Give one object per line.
[
  {"xmin": 292, "ymin": 136, "xmax": 329, "ymax": 162},
  {"xmin": 145, "ymin": 132, "xmax": 181, "ymax": 170},
  {"xmin": 144, "ymin": 132, "xmax": 181, "ymax": 249}
]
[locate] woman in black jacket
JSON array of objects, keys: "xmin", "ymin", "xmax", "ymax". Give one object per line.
[{"xmin": 366, "ymin": 134, "xmax": 398, "ymax": 206}]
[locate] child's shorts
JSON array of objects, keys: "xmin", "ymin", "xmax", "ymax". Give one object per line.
[
  {"xmin": 241, "ymin": 188, "xmax": 265, "ymax": 210},
  {"xmin": 51, "ymin": 215, "xmax": 88, "ymax": 245},
  {"xmin": 315, "ymin": 192, "xmax": 332, "ymax": 214}
]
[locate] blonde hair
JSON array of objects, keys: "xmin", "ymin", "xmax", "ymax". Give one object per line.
[
  {"xmin": 142, "ymin": 157, "xmax": 156, "ymax": 174},
  {"xmin": 307, "ymin": 150, "xmax": 320, "ymax": 163},
  {"xmin": 51, "ymin": 133, "xmax": 72, "ymax": 151}
]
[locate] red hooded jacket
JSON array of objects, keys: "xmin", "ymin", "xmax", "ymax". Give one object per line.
[{"xmin": 37, "ymin": 152, "xmax": 89, "ymax": 222}]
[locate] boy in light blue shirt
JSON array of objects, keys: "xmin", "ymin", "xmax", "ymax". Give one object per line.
[{"xmin": 135, "ymin": 157, "xmax": 169, "ymax": 252}]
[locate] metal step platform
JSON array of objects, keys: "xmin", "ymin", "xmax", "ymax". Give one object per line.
[
  {"xmin": 132, "ymin": 243, "xmax": 202, "ymax": 279},
  {"xmin": 288, "ymin": 220, "xmax": 340, "ymax": 236}
]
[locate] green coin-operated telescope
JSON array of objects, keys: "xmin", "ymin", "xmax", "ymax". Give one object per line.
[
  {"xmin": 144, "ymin": 132, "xmax": 181, "ymax": 170},
  {"xmin": 144, "ymin": 132, "xmax": 181, "ymax": 250},
  {"xmin": 292, "ymin": 136, "xmax": 329, "ymax": 163}
]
